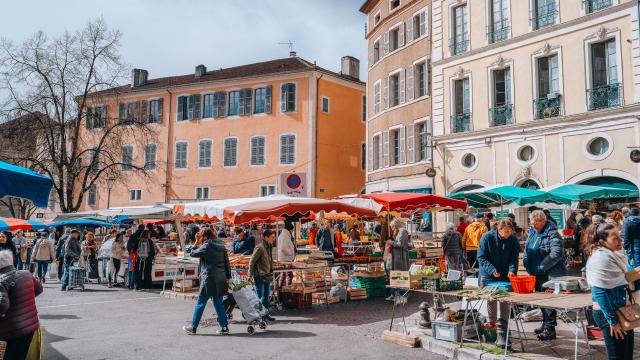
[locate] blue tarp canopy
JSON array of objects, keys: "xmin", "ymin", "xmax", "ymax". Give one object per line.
[
  {"xmin": 0, "ymin": 161, "xmax": 53, "ymax": 208},
  {"xmin": 49, "ymin": 218, "xmax": 110, "ymax": 228}
]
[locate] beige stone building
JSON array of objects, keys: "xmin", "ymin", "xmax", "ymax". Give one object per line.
[
  {"xmin": 427, "ymin": 0, "xmax": 640, "ymax": 225},
  {"xmin": 361, "ymin": 0, "xmax": 434, "ymax": 195}
]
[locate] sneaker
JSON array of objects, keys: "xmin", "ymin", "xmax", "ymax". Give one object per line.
[
  {"xmin": 216, "ymin": 326, "xmax": 229, "ymax": 335},
  {"xmin": 183, "ymin": 325, "xmax": 196, "ymax": 335},
  {"xmin": 533, "ymin": 326, "xmax": 544, "ymax": 335},
  {"xmin": 385, "ymin": 295, "xmax": 394, "ymax": 301},
  {"xmin": 265, "ymin": 315, "xmax": 276, "ymax": 322},
  {"xmin": 60, "ymin": 286, "xmax": 66, "ymax": 291},
  {"xmin": 536, "ymin": 329, "xmax": 556, "ymax": 341}
]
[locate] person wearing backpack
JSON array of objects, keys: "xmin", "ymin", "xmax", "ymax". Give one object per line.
[
  {"xmin": 134, "ymin": 230, "xmax": 156, "ymax": 290},
  {"xmin": 0, "ymin": 250, "xmax": 43, "ymax": 360}
]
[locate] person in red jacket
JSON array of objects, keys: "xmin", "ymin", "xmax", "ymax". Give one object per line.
[
  {"xmin": 333, "ymin": 224, "xmax": 344, "ymax": 257},
  {"xmin": 0, "ymin": 249, "xmax": 43, "ymax": 360},
  {"xmin": 308, "ymin": 223, "xmax": 319, "ymax": 246},
  {"xmin": 457, "ymin": 216, "xmax": 470, "ymax": 236}
]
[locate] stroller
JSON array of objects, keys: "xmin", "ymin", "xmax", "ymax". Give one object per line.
[{"xmin": 231, "ymin": 284, "xmax": 269, "ymax": 335}]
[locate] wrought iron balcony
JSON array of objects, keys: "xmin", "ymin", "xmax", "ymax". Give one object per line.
[
  {"xmin": 587, "ymin": 83, "xmax": 621, "ymax": 111},
  {"xmin": 487, "ymin": 19, "xmax": 510, "ymax": 43},
  {"xmin": 450, "ymin": 112, "xmax": 471, "ymax": 133},
  {"xmin": 583, "ymin": 0, "xmax": 612, "ymax": 13},
  {"xmin": 531, "ymin": 9, "xmax": 557, "ymax": 30},
  {"xmin": 449, "ymin": 37, "xmax": 469, "ymax": 55},
  {"xmin": 533, "ymin": 96, "xmax": 562, "ymax": 119},
  {"xmin": 489, "ymin": 104, "xmax": 513, "ymax": 127}
]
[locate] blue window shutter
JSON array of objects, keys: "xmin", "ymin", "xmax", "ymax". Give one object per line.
[
  {"xmin": 119, "ymin": 103, "xmax": 126, "ymax": 123},
  {"xmin": 177, "ymin": 97, "xmax": 184, "ymax": 121},
  {"xmin": 265, "ymin": 85, "xmax": 272, "ymax": 113},
  {"xmin": 193, "ymin": 94, "xmax": 201, "ymax": 119},
  {"xmin": 280, "ymin": 84, "xmax": 287, "ymax": 112}
]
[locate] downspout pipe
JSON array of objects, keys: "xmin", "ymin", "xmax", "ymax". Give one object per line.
[
  {"xmin": 164, "ymin": 89, "xmax": 173, "ymax": 203},
  {"xmin": 314, "ymin": 72, "xmax": 324, "ymax": 197}
]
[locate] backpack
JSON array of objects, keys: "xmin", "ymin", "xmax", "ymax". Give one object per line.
[{"xmin": 137, "ymin": 238, "xmax": 150, "ymax": 259}]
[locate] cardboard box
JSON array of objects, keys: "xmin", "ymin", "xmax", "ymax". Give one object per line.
[{"xmin": 389, "ymin": 270, "xmax": 410, "ymax": 289}]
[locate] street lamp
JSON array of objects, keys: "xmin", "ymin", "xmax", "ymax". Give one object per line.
[{"xmin": 106, "ymin": 176, "xmax": 116, "ymax": 208}]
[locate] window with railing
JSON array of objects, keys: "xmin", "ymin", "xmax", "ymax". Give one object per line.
[
  {"xmin": 487, "ymin": 0, "xmax": 509, "ymax": 43},
  {"xmin": 584, "ymin": 0, "xmax": 612, "ymax": 14},
  {"xmin": 531, "ymin": 0, "xmax": 557, "ymax": 30},
  {"xmin": 451, "ymin": 78, "xmax": 471, "ymax": 133},
  {"xmin": 587, "ymin": 39, "xmax": 621, "ymax": 110},
  {"xmin": 490, "ymin": 68, "xmax": 513, "ymax": 127},
  {"xmin": 450, "ymin": 4, "xmax": 469, "ymax": 55},
  {"xmin": 534, "ymin": 54, "xmax": 562, "ymax": 119}
]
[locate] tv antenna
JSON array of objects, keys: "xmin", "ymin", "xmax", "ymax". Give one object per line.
[{"xmin": 278, "ymin": 40, "xmax": 295, "ymax": 53}]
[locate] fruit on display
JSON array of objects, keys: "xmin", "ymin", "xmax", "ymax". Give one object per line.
[{"xmin": 414, "ymin": 265, "xmax": 439, "ymax": 276}]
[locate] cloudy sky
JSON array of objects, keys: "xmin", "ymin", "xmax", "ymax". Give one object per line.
[{"xmin": 0, "ymin": 0, "xmax": 367, "ymax": 81}]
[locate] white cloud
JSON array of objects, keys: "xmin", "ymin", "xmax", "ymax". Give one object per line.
[{"xmin": 0, "ymin": 0, "xmax": 367, "ymax": 80}]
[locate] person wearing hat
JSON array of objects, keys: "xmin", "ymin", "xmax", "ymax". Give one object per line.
[
  {"xmin": 462, "ymin": 213, "xmax": 489, "ymax": 269},
  {"xmin": 61, "ymin": 229, "xmax": 81, "ymax": 291}
]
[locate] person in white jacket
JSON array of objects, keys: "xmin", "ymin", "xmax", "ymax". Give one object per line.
[
  {"xmin": 109, "ymin": 232, "xmax": 128, "ymax": 288},
  {"xmin": 31, "ymin": 232, "xmax": 55, "ymax": 283},
  {"xmin": 277, "ymin": 222, "xmax": 295, "ymax": 287}
]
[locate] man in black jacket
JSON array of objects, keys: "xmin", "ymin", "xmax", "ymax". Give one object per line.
[
  {"xmin": 61, "ymin": 229, "xmax": 81, "ymax": 291},
  {"xmin": 0, "ymin": 249, "xmax": 43, "ymax": 360}
]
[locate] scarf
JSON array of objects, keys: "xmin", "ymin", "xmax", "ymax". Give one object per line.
[{"xmin": 586, "ymin": 247, "xmax": 628, "ymax": 289}]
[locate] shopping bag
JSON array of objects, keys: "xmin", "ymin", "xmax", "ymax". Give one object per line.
[
  {"xmin": 232, "ymin": 285, "xmax": 265, "ymax": 322},
  {"xmin": 26, "ymin": 327, "xmax": 44, "ymax": 360}
]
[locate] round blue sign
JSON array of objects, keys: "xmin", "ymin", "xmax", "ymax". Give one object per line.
[{"xmin": 286, "ymin": 174, "xmax": 302, "ymax": 189}]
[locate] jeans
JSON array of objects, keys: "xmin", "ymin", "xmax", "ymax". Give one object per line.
[
  {"xmin": 254, "ymin": 276, "xmax": 272, "ymax": 309},
  {"xmin": 61, "ymin": 259, "xmax": 73, "ymax": 289},
  {"xmin": 4, "ymin": 331, "xmax": 34, "ymax": 360},
  {"xmin": 17, "ymin": 248, "xmax": 32, "ymax": 271},
  {"xmin": 593, "ymin": 309, "xmax": 634, "ymax": 360},
  {"xmin": 56, "ymin": 257, "xmax": 64, "ymax": 280},
  {"xmin": 535, "ymin": 274, "xmax": 557, "ymax": 330},
  {"xmin": 35, "ymin": 260, "xmax": 49, "ymax": 279},
  {"xmin": 191, "ymin": 294, "xmax": 229, "ymax": 329},
  {"xmin": 110, "ymin": 258, "xmax": 121, "ymax": 283},
  {"xmin": 127, "ymin": 257, "xmax": 136, "ymax": 289},
  {"xmin": 466, "ymin": 250, "xmax": 478, "ymax": 269}
]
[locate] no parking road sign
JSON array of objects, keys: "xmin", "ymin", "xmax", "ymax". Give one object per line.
[{"xmin": 280, "ymin": 172, "xmax": 307, "ymax": 197}]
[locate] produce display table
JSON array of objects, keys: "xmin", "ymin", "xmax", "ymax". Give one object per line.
[
  {"xmin": 501, "ymin": 291, "xmax": 593, "ymax": 359},
  {"xmin": 389, "ymin": 287, "xmax": 594, "ymax": 360}
]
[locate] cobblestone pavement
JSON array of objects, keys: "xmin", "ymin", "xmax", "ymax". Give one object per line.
[{"xmin": 37, "ymin": 280, "xmax": 443, "ymax": 360}]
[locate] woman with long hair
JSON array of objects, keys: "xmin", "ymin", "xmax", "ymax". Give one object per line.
[
  {"xmin": 0, "ymin": 231, "xmax": 17, "ymax": 266},
  {"xmin": 584, "ymin": 223, "xmax": 633, "ymax": 359}
]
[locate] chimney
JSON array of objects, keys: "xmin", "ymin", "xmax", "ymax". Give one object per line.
[
  {"xmin": 289, "ymin": 51, "xmax": 297, "ymax": 57},
  {"xmin": 195, "ymin": 64, "xmax": 207, "ymax": 78},
  {"xmin": 131, "ymin": 68, "xmax": 148, "ymax": 87},
  {"xmin": 340, "ymin": 56, "xmax": 360, "ymax": 80}
]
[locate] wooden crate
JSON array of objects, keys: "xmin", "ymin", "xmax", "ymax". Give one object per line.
[
  {"xmin": 312, "ymin": 292, "xmax": 340, "ymax": 304},
  {"xmin": 281, "ymin": 292, "xmax": 312, "ymax": 309},
  {"xmin": 347, "ymin": 287, "xmax": 367, "ymax": 300},
  {"xmin": 382, "ymin": 330, "xmax": 420, "ymax": 348}
]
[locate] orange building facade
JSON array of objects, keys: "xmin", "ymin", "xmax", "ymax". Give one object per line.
[{"xmin": 78, "ymin": 55, "xmax": 365, "ymax": 211}]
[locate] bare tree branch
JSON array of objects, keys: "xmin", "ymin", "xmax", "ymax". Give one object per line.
[{"xmin": 0, "ymin": 18, "xmax": 158, "ymax": 214}]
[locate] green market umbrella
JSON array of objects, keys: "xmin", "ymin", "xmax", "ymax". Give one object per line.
[
  {"xmin": 541, "ymin": 183, "xmax": 635, "ymax": 204},
  {"xmin": 448, "ymin": 184, "xmax": 550, "ymax": 209}
]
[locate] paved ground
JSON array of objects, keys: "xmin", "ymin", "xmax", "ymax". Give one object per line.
[{"xmin": 37, "ymin": 280, "xmax": 442, "ymax": 360}]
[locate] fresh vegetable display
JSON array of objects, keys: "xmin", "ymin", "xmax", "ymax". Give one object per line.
[
  {"xmin": 457, "ymin": 287, "xmax": 511, "ymax": 300},
  {"xmin": 414, "ymin": 265, "xmax": 439, "ymax": 276},
  {"xmin": 233, "ymin": 280, "xmax": 253, "ymax": 291}
]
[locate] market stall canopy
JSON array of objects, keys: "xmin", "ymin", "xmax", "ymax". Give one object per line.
[
  {"xmin": 541, "ymin": 184, "xmax": 635, "ymax": 204},
  {"xmin": 0, "ymin": 161, "xmax": 53, "ymax": 208},
  {"xmin": 361, "ymin": 192, "xmax": 467, "ymax": 212},
  {"xmin": 448, "ymin": 185, "xmax": 550, "ymax": 208},
  {"xmin": 48, "ymin": 218, "xmax": 110, "ymax": 228},
  {"xmin": 173, "ymin": 195, "xmax": 378, "ymax": 224},
  {"xmin": 52, "ymin": 205, "xmax": 173, "ymax": 221},
  {"xmin": 0, "ymin": 217, "xmax": 48, "ymax": 232},
  {"xmin": 333, "ymin": 196, "xmax": 384, "ymax": 213}
]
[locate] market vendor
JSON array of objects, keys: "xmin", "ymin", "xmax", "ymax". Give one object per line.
[
  {"xmin": 523, "ymin": 210, "xmax": 566, "ymax": 341},
  {"xmin": 231, "ymin": 227, "xmax": 255, "ymax": 255},
  {"xmin": 316, "ymin": 221, "xmax": 334, "ymax": 253},
  {"xmin": 477, "ymin": 219, "xmax": 519, "ymax": 348}
]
